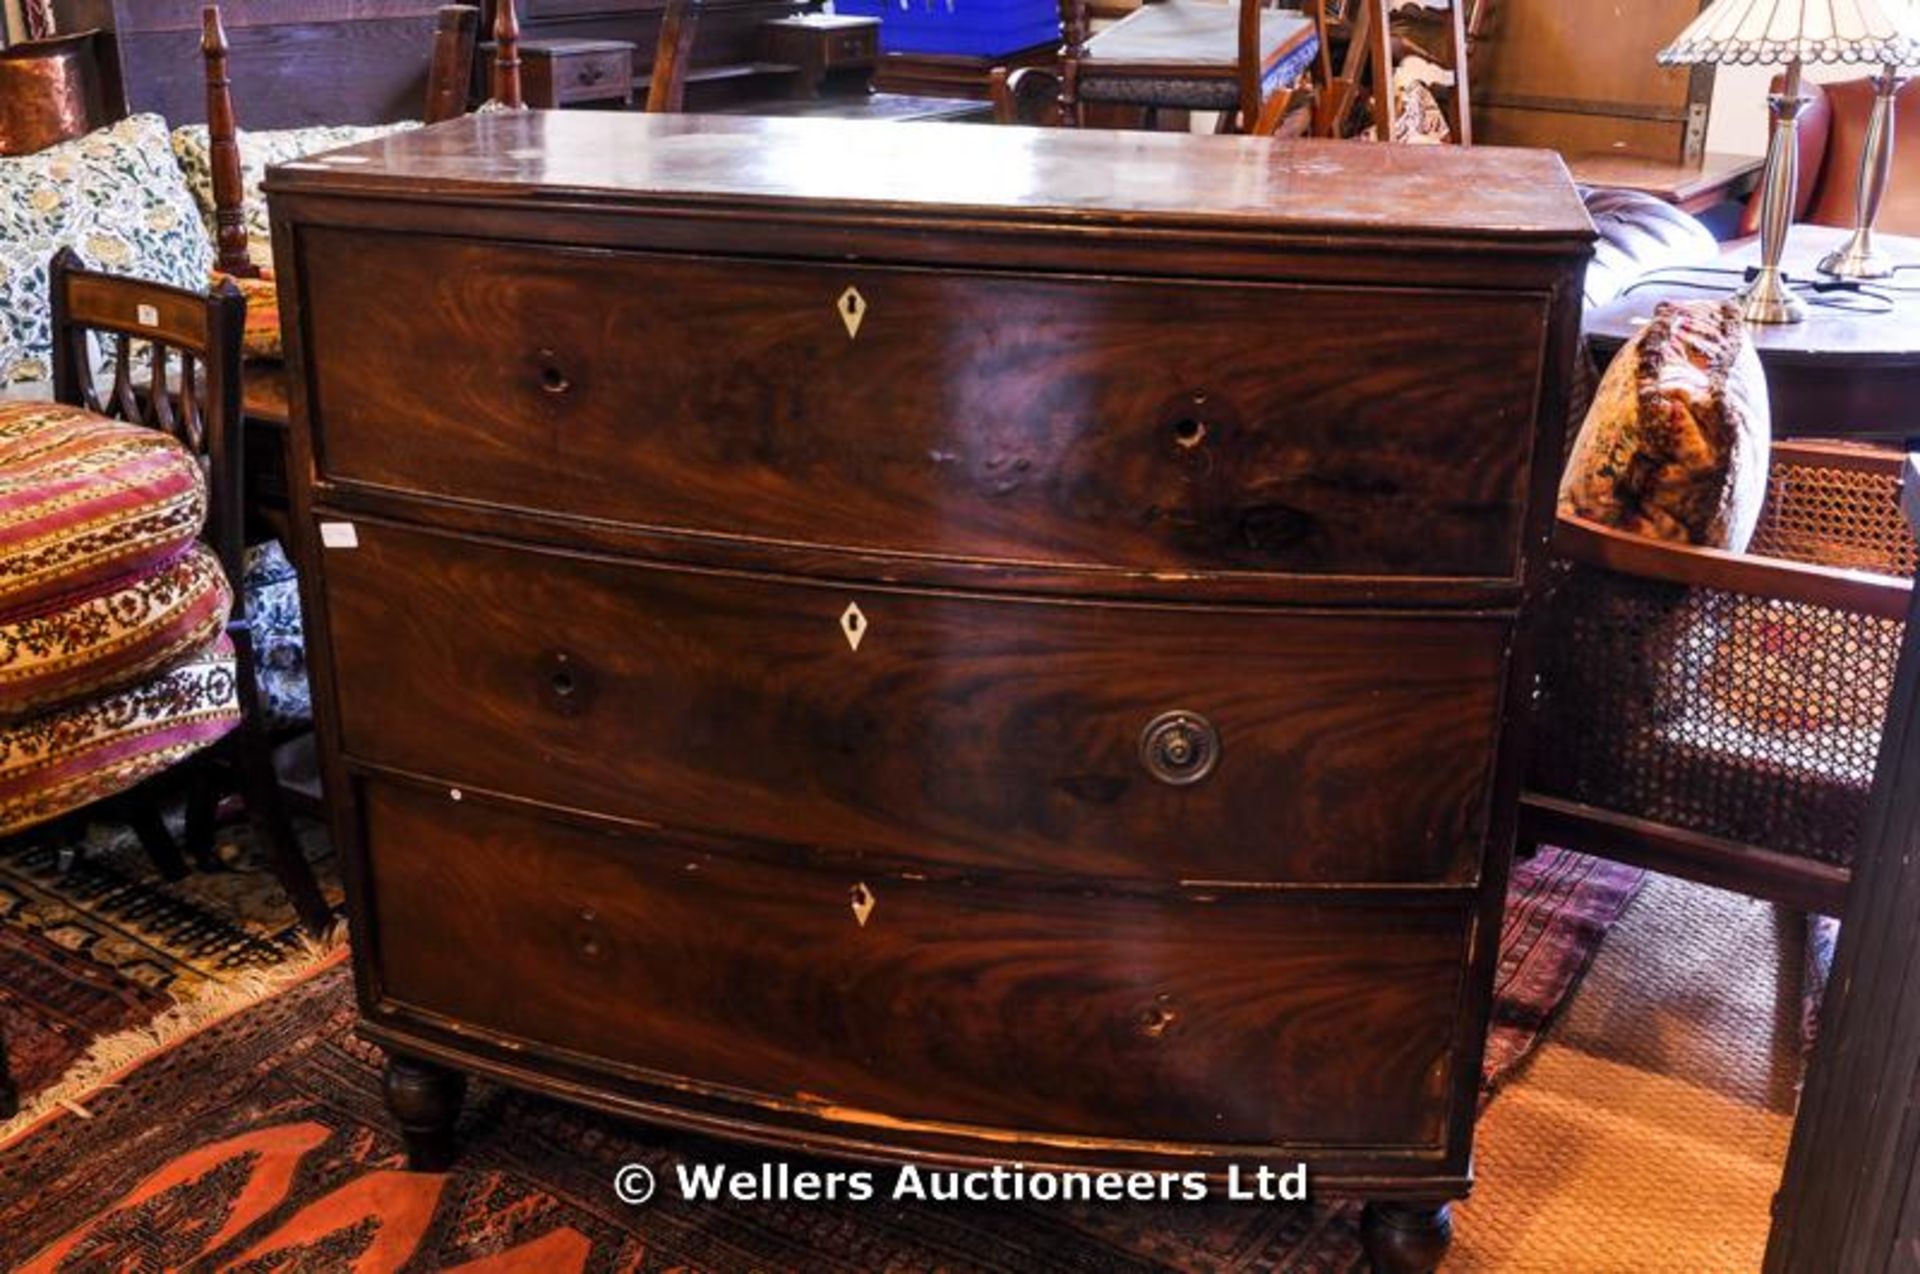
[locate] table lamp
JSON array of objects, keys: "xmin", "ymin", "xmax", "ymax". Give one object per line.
[
  {"xmin": 1821, "ymin": 61, "xmax": 1912, "ymax": 278},
  {"xmin": 1658, "ymin": 0, "xmax": 1920, "ymax": 324}
]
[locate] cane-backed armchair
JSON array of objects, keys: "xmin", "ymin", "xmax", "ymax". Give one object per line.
[{"xmin": 1525, "ymin": 441, "xmax": 1915, "ymax": 916}]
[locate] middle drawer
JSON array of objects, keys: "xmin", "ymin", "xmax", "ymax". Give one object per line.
[{"xmin": 321, "ymin": 521, "xmax": 1509, "ymax": 885}]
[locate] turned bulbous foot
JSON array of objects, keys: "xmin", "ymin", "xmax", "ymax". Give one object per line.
[
  {"xmin": 383, "ymin": 1053, "xmax": 466, "ymax": 1172},
  {"xmin": 1362, "ymin": 1200, "xmax": 1454, "ymax": 1274}
]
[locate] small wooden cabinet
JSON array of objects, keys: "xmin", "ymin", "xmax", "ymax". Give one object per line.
[
  {"xmin": 760, "ymin": 14, "xmax": 880, "ymax": 97},
  {"xmin": 483, "ymin": 37, "xmax": 636, "ymax": 108},
  {"xmin": 268, "ymin": 113, "xmax": 1591, "ymax": 1272}
]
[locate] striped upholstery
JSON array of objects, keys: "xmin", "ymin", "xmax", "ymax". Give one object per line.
[
  {"xmin": 214, "ymin": 269, "xmax": 283, "ymax": 362},
  {"xmin": 0, "ymin": 542, "xmax": 232, "ymax": 722},
  {"xmin": 0, "ymin": 399, "xmax": 234, "ymax": 835},
  {"xmin": 0, "ymin": 402, "xmax": 208, "ymax": 614},
  {"xmin": 0, "ymin": 632, "xmax": 240, "ymax": 836}
]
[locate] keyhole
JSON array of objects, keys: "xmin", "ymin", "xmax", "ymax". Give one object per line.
[
  {"xmin": 551, "ymin": 668, "xmax": 576, "ymax": 698},
  {"xmin": 537, "ymin": 353, "xmax": 571, "ymax": 395}
]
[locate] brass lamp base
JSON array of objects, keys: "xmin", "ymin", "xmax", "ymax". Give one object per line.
[
  {"xmin": 1817, "ymin": 66, "xmax": 1907, "ymax": 282},
  {"xmin": 1819, "ymin": 230, "xmax": 1896, "ymax": 280},
  {"xmin": 1733, "ymin": 265, "xmax": 1807, "ymax": 325}
]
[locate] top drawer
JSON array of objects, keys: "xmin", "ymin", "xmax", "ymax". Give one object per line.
[{"xmin": 299, "ymin": 229, "xmax": 1550, "ymax": 582}]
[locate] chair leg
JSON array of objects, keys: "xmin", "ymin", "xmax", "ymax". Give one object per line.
[
  {"xmin": 127, "ymin": 795, "xmax": 189, "ymax": 882},
  {"xmin": 183, "ymin": 761, "xmax": 223, "ymax": 873},
  {"xmin": 234, "ymin": 722, "xmax": 332, "ymax": 937}
]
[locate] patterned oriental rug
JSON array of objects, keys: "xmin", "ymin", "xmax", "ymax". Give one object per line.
[
  {"xmin": 0, "ymin": 849, "xmax": 1642, "ymax": 1272},
  {"xmin": 0, "ymin": 814, "xmax": 341, "ymax": 1132}
]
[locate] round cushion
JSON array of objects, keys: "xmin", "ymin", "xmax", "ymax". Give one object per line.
[
  {"xmin": 0, "ymin": 631, "xmax": 239, "ymax": 837},
  {"xmin": 0, "ymin": 542, "xmax": 232, "ymax": 722},
  {"xmin": 0, "ymin": 400, "xmax": 208, "ymax": 615}
]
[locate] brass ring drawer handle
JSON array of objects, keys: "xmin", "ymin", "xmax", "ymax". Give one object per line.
[{"xmin": 1139, "ymin": 710, "xmax": 1220, "ymax": 786}]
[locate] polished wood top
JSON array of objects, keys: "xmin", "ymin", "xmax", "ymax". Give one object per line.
[
  {"xmin": 1565, "ymin": 151, "xmax": 1763, "ymax": 207},
  {"xmin": 264, "ymin": 110, "xmax": 1594, "ymax": 244}
]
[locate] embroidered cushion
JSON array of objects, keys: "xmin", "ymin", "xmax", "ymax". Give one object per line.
[
  {"xmin": 0, "ymin": 543, "xmax": 231, "ymax": 722},
  {"xmin": 213, "ymin": 268, "xmax": 284, "ymax": 361},
  {"xmin": 0, "ymin": 631, "xmax": 239, "ymax": 836},
  {"xmin": 172, "ymin": 121, "xmax": 420, "ymax": 271},
  {"xmin": 0, "ymin": 115, "xmax": 216, "ymax": 385},
  {"xmin": 1559, "ymin": 300, "xmax": 1771, "ymax": 551},
  {"xmin": 0, "ymin": 401, "xmax": 209, "ymax": 614}
]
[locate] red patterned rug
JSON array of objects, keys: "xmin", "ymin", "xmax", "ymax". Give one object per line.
[
  {"xmin": 0, "ymin": 849, "xmax": 1642, "ymax": 1272},
  {"xmin": 0, "ymin": 814, "xmax": 340, "ymax": 1130}
]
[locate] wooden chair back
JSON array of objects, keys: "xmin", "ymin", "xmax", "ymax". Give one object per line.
[
  {"xmin": 1058, "ymin": 0, "xmax": 1331, "ymax": 135},
  {"xmin": 427, "ymin": 4, "xmax": 482, "ymax": 122},
  {"xmin": 48, "ymin": 247, "xmax": 248, "ymax": 585},
  {"xmin": 1323, "ymin": 0, "xmax": 1473, "ymax": 143},
  {"xmin": 989, "ymin": 65, "xmax": 1065, "ymax": 126},
  {"xmin": 644, "ymin": 0, "xmax": 699, "ymax": 113}
]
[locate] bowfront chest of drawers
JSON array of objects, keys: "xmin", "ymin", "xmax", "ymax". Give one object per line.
[{"xmin": 268, "ymin": 112, "xmax": 1592, "ymax": 1272}]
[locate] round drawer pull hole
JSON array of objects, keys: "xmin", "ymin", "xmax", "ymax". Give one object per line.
[
  {"xmin": 539, "ymin": 650, "xmax": 592, "ymax": 716},
  {"xmin": 1139, "ymin": 710, "xmax": 1221, "ymax": 786},
  {"xmin": 536, "ymin": 355, "xmax": 572, "ymax": 395},
  {"xmin": 1171, "ymin": 418, "xmax": 1207, "ymax": 449}
]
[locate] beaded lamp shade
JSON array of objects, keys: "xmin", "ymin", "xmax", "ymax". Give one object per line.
[{"xmin": 1658, "ymin": 0, "xmax": 1920, "ymax": 67}]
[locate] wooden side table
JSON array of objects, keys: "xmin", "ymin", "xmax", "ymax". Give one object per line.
[
  {"xmin": 1567, "ymin": 151, "xmax": 1763, "ymax": 215},
  {"xmin": 759, "ymin": 15, "xmax": 880, "ymax": 98},
  {"xmin": 1586, "ymin": 225, "xmax": 1920, "ymax": 444},
  {"xmin": 484, "ymin": 39, "xmax": 635, "ymax": 109}
]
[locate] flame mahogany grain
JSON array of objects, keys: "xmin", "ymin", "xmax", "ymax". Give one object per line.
[{"xmin": 270, "ymin": 113, "xmax": 1593, "ymax": 1274}]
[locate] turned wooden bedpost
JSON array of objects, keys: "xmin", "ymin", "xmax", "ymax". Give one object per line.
[
  {"xmin": 424, "ymin": 5, "xmax": 479, "ymax": 124},
  {"xmin": 491, "ymin": 0, "xmax": 523, "ymax": 108},
  {"xmin": 201, "ymin": 5, "xmax": 254, "ymax": 278}
]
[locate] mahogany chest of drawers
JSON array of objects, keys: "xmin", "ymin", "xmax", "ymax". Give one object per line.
[{"xmin": 268, "ymin": 112, "xmax": 1592, "ymax": 1272}]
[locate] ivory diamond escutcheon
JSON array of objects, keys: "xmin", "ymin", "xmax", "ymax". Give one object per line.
[
  {"xmin": 840, "ymin": 602, "xmax": 868, "ymax": 651},
  {"xmin": 837, "ymin": 286, "xmax": 866, "ymax": 339}
]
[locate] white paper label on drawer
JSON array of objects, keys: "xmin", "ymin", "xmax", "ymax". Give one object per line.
[{"xmin": 320, "ymin": 522, "xmax": 360, "ymax": 549}]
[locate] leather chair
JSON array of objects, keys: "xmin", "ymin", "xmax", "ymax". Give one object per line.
[
  {"xmin": 1737, "ymin": 76, "xmax": 1920, "ymax": 237},
  {"xmin": 1580, "ymin": 185, "xmax": 1721, "ymax": 310}
]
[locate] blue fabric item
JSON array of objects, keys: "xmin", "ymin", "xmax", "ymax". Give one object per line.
[{"xmin": 241, "ymin": 539, "xmax": 313, "ymax": 732}]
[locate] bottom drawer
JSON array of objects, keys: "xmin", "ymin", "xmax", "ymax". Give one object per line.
[{"xmin": 362, "ymin": 778, "xmax": 1472, "ymax": 1152}]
